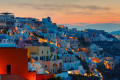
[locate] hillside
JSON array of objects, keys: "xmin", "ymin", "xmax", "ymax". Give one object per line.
[{"xmin": 111, "ymin": 30, "xmax": 120, "ymax": 35}]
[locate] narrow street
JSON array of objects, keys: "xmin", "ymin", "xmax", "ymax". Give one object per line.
[{"xmin": 95, "ymin": 68, "xmax": 103, "ymax": 80}]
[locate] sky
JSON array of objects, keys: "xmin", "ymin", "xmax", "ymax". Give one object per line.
[
  {"xmin": 0, "ymin": 0, "xmax": 120, "ymax": 32},
  {"xmin": 0, "ymin": 0, "xmax": 120, "ymax": 24}
]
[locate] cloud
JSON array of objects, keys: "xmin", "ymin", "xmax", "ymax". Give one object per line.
[
  {"xmin": 110, "ymin": 21, "xmax": 120, "ymax": 24},
  {"xmin": 13, "ymin": 3, "xmax": 112, "ymax": 16},
  {"xmin": 65, "ymin": 12, "xmax": 98, "ymax": 15},
  {"xmin": 15, "ymin": 3, "xmax": 62, "ymax": 11},
  {"xmin": 65, "ymin": 11, "xmax": 116, "ymax": 15},
  {"xmin": 66, "ymin": 5, "xmax": 110, "ymax": 10},
  {"xmin": 15, "ymin": 3, "xmax": 111, "ymax": 11}
]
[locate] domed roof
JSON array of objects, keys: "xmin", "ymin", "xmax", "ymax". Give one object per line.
[{"xmin": 47, "ymin": 17, "xmax": 51, "ymax": 20}]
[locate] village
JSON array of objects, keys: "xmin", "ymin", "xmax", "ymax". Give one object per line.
[{"xmin": 0, "ymin": 12, "xmax": 120, "ymax": 80}]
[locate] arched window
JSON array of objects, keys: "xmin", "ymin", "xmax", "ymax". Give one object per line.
[
  {"xmin": 4, "ymin": 40, "xmax": 6, "ymax": 43},
  {"xmin": 42, "ymin": 56, "xmax": 43, "ymax": 60},
  {"xmin": 47, "ymin": 56, "xmax": 49, "ymax": 61},
  {"xmin": 44, "ymin": 56, "xmax": 45, "ymax": 60},
  {"xmin": 53, "ymin": 69, "xmax": 54, "ymax": 73},
  {"xmin": 40, "ymin": 56, "xmax": 42, "ymax": 60}
]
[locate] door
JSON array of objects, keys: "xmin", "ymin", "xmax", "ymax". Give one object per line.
[{"xmin": 7, "ymin": 65, "xmax": 11, "ymax": 74}]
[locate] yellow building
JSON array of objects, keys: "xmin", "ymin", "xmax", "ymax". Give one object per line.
[
  {"xmin": 26, "ymin": 46, "xmax": 57, "ymax": 61},
  {"xmin": 26, "ymin": 46, "xmax": 62, "ymax": 73},
  {"xmin": 26, "ymin": 46, "xmax": 52, "ymax": 61}
]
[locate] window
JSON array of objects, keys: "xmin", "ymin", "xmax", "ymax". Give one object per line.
[
  {"xmin": 42, "ymin": 51, "xmax": 43, "ymax": 54},
  {"xmin": 7, "ymin": 40, "xmax": 9, "ymax": 43},
  {"xmin": 36, "ymin": 57, "xmax": 38, "ymax": 60},
  {"xmin": 54, "ymin": 55, "xmax": 56, "ymax": 61},
  {"xmin": 47, "ymin": 56, "xmax": 49, "ymax": 61},
  {"xmin": 44, "ymin": 56, "xmax": 45, "ymax": 60},
  {"xmin": 40, "ymin": 56, "xmax": 41, "ymax": 60},
  {"xmin": 65, "ymin": 58, "xmax": 66, "ymax": 63},
  {"xmin": 53, "ymin": 69, "xmax": 54, "ymax": 73},
  {"xmin": 24, "ymin": 44, "xmax": 25, "ymax": 47},
  {"xmin": 4, "ymin": 40, "xmax": 5, "ymax": 43},
  {"xmin": 42, "ymin": 56, "xmax": 43, "ymax": 60},
  {"xmin": 45, "ymin": 65, "xmax": 47, "ymax": 68},
  {"xmin": 47, "ymin": 51, "xmax": 49, "ymax": 54}
]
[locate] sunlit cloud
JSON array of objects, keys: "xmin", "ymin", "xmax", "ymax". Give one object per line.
[
  {"xmin": 3, "ymin": 0, "xmax": 119, "ymax": 24},
  {"xmin": 65, "ymin": 12, "xmax": 98, "ymax": 15},
  {"xmin": 15, "ymin": 3, "xmax": 111, "ymax": 11}
]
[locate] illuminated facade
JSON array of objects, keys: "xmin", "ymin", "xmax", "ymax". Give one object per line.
[
  {"xmin": 26, "ymin": 46, "xmax": 51, "ymax": 61},
  {"xmin": 0, "ymin": 48, "xmax": 36, "ymax": 80},
  {"xmin": 0, "ymin": 48, "xmax": 54, "ymax": 80}
]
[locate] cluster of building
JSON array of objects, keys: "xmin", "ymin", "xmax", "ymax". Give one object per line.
[
  {"xmin": 0, "ymin": 12, "xmax": 120, "ymax": 80},
  {"xmin": 114, "ymin": 35, "xmax": 120, "ymax": 40}
]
